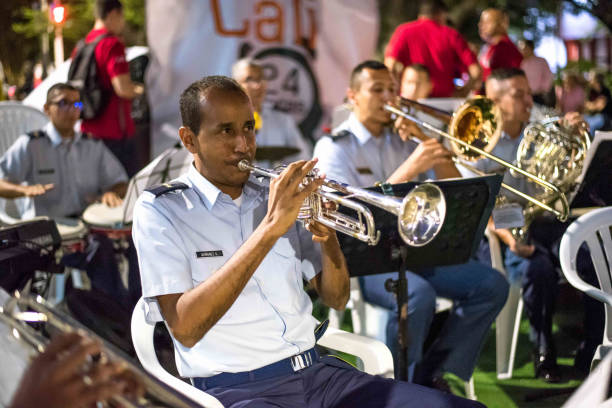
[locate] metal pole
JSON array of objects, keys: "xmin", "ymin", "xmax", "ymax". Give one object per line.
[
  {"xmin": 41, "ymin": 0, "xmax": 50, "ymax": 78},
  {"xmin": 53, "ymin": 25, "xmax": 64, "ymax": 68}
]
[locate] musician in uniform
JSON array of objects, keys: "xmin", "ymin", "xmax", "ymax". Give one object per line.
[
  {"xmin": 232, "ymin": 58, "xmax": 312, "ymax": 167},
  {"xmin": 478, "ymin": 68, "xmax": 592, "ymax": 381},
  {"xmin": 132, "ymin": 75, "xmax": 482, "ymax": 407},
  {"xmin": 0, "ymin": 83, "xmax": 139, "ymax": 310},
  {"xmin": 313, "ymin": 60, "xmax": 509, "ymax": 390}
]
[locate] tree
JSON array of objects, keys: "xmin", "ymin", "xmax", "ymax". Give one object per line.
[{"xmin": 1, "ymin": 0, "xmax": 145, "ymax": 86}]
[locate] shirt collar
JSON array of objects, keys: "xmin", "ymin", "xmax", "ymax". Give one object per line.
[
  {"xmin": 346, "ymin": 113, "xmax": 375, "ymax": 145},
  {"xmin": 45, "ymin": 122, "xmax": 82, "ymax": 147},
  {"xmin": 186, "ymin": 163, "xmax": 266, "ymax": 211}
]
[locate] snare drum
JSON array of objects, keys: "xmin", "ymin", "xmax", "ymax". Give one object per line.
[
  {"xmin": 82, "ymin": 203, "xmax": 131, "ymax": 240},
  {"xmin": 54, "ymin": 217, "xmax": 88, "ymax": 253}
]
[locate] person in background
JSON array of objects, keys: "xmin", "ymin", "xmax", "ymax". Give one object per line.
[
  {"xmin": 584, "ymin": 70, "xmax": 612, "ymax": 134},
  {"xmin": 556, "ymin": 71, "xmax": 585, "ymax": 114},
  {"xmin": 78, "ymin": 0, "xmax": 144, "ymax": 177},
  {"xmin": 400, "ymin": 64, "xmax": 433, "ymax": 100},
  {"xmin": 518, "ymin": 39, "xmax": 554, "ymax": 107},
  {"xmin": 314, "ymin": 60, "xmax": 508, "ymax": 391},
  {"xmin": 232, "ymin": 58, "xmax": 311, "ymax": 166},
  {"xmin": 478, "ymin": 9, "xmax": 523, "ymax": 84},
  {"xmin": 0, "ymin": 83, "xmax": 139, "ymax": 311},
  {"xmin": 385, "ymin": 0, "xmax": 481, "ymax": 98},
  {"xmin": 479, "ymin": 68, "xmax": 590, "ymax": 382}
]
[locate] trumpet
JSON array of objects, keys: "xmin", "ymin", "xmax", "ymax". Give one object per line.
[
  {"xmin": 384, "ymin": 97, "xmax": 571, "ymax": 222},
  {"xmin": 238, "ymin": 160, "xmax": 446, "ymax": 247},
  {"xmin": 0, "ymin": 292, "xmax": 202, "ymax": 408}
]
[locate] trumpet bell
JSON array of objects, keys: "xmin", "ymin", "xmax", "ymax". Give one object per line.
[
  {"xmin": 398, "ymin": 183, "xmax": 446, "ymax": 247},
  {"xmin": 449, "ymin": 96, "xmax": 502, "ymax": 161}
]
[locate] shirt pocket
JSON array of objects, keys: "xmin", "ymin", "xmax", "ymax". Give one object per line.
[{"xmin": 191, "ymin": 253, "xmax": 227, "ymax": 285}]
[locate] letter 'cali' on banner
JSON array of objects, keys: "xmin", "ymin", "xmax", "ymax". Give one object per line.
[{"xmin": 145, "ymin": 0, "xmax": 379, "ymax": 155}]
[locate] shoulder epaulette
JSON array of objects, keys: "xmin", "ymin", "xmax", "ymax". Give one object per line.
[
  {"xmin": 26, "ymin": 130, "xmax": 47, "ymax": 139},
  {"xmin": 330, "ymin": 129, "xmax": 353, "ymax": 142},
  {"xmin": 145, "ymin": 182, "xmax": 189, "ymax": 197}
]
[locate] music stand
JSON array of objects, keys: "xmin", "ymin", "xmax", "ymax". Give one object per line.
[
  {"xmin": 337, "ymin": 175, "xmax": 502, "ymax": 381},
  {"xmin": 570, "ymin": 133, "xmax": 612, "ymax": 209}
]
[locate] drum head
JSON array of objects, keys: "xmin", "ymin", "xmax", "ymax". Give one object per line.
[{"xmin": 82, "ymin": 203, "xmax": 126, "ymax": 229}]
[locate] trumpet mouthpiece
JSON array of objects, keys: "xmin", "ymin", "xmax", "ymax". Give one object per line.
[{"xmin": 237, "ymin": 160, "xmax": 251, "ymax": 171}]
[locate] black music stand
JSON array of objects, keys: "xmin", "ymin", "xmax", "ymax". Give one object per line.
[
  {"xmin": 571, "ymin": 138, "xmax": 612, "ymax": 208},
  {"xmin": 337, "ymin": 175, "xmax": 502, "ymax": 381}
]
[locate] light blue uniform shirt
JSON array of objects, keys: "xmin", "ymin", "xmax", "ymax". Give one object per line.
[
  {"xmin": 0, "ymin": 122, "xmax": 127, "ymax": 218},
  {"xmin": 466, "ymin": 130, "xmax": 537, "ymax": 202},
  {"xmin": 132, "ymin": 164, "xmax": 322, "ymax": 378},
  {"xmin": 313, "ymin": 113, "xmax": 418, "ymax": 186}
]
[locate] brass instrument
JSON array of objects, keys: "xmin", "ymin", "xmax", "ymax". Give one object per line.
[
  {"xmin": 384, "ymin": 97, "xmax": 571, "ymax": 222},
  {"xmin": 505, "ymin": 117, "xmax": 591, "ymax": 241},
  {"xmin": 238, "ymin": 160, "xmax": 446, "ymax": 247},
  {"xmin": 0, "ymin": 292, "xmax": 202, "ymax": 408}
]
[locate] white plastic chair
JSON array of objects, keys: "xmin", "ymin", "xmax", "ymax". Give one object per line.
[
  {"xmin": 0, "ymin": 102, "xmax": 48, "ymax": 223},
  {"xmin": 131, "ymin": 297, "xmax": 395, "ymax": 408},
  {"xmin": 485, "ymin": 228, "xmax": 524, "ymax": 380},
  {"xmin": 559, "ymin": 206, "xmax": 612, "ymax": 371},
  {"xmin": 329, "ymin": 276, "xmax": 476, "ymax": 399}
]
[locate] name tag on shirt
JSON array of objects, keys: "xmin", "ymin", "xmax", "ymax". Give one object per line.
[
  {"xmin": 38, "ymin": 168, "xmax": 55, "ymax": 175},
  {"xmin": 492, "ymin": 204, "xmax": 525, "ymax": 229},
  {"xmin": 196, "ymin": 250, "xmax": 224, "ymax": 258},
  {"xmin": 356, "ymin": 167, "xmax": 373, "ymax": 175}
]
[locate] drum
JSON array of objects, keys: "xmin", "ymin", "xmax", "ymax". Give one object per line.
[
  {"xmin": 81, "ymin": 203, "xmax": 131, "ymax": 240},
  {"xmin": 54, "ymin": 217, "xmax": 88, "ymax": 253}
]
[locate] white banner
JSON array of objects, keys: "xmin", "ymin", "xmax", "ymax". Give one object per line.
[{"xmin": 145, "ymin": 0, "xmax": 378, "ymax": 156}]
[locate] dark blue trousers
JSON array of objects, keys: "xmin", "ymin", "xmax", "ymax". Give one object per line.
[
  {"xmin": 197, "ymin": 356, "xmax": 485, "ymax": 408},
  {"xmin": 62, "ymin": 233, "xmax": 141, "ymax": 310}
]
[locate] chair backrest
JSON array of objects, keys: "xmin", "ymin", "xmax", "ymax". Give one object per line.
[
  {"xmin": 130, "ymin": 297, "xmax": 224, "ymax": 408},
  {"xmin": 560, "ymin": 207, "xmax": 612, "ymax": 346},
  {"xmin": 0, "ymin": 102, "xmax": 49, "ymax": 155},
  {"xmin": 0, "ymin": 102, "xmax": 48, "ymax": 223}
]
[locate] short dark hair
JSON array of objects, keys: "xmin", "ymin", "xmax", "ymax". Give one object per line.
[
  {"xmin": 95, "ymin": 0, "xmax": 123, "ymax": 20},
  {"xmin": 419, "ymin": 0, "xmax": 448, "ymax": 16},
  {"xmin": 46, "ymin": 83, "xmax": 78, "ymax": 104},
  {"xmin": 407, "ymin": 63, "xmax": 430, "ymax": 77},
  {"xmin": 487, "ymin": 67, "xmax": 526, "ymax": 82},
  {"xmin": 521, "ymin": 39, "xmax": 535, "ymax": 50},
  {"xmin": 349, "ymin": 60, "xmax": 388, "ymax": 90},
  {"xmin": 179, "ymin": 75, "xmax": 249, "ymax": 135}
]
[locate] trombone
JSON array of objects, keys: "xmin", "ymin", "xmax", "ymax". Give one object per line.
[
  {"xmin": 238, "ymin": 160, "xmax": 446, "ymax": 247},
  {"xmin": 384, "ymin": 97, "xmax": 570, "ymax": 222}
]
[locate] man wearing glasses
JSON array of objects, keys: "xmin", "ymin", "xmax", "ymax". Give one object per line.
[
  {"xmin": 0, "ymin": 83, "xmax": 127, "ymax": 212},
  {"xmin": 0, "ymin": 83, "xmax": 134, "ymax": 308}
]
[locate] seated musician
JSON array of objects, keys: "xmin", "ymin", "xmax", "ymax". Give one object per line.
[
  {"xmin": 131, "ymin": 75, "xmax": 482, "ymax": 407},
  {"xmin": 232, "ymin": 58, "xmax": 312, "ymax": 166},
  {"xmin": 477, "ymin": 68, "xmax": 594, "ymax": 381},
  {"xmin": 400, "ymin": 64, "xmax": 433, "ymax": 100},
  {"xmin": 313, "ymin": 60, "xmax": 509, "ymax": 390},
  {"xmin": 0, "ymin": 83, "xmax": 139, "ymax": 309}
]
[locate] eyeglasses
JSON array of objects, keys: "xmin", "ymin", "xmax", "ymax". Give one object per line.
[{"xmin": 50, "ymin": 99, "xmax": 83, "ymax": 111}]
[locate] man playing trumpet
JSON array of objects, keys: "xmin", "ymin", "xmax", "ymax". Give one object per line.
[{"xmin": 132, "ymin": 75, "xmax": 482, "ymax": 407}]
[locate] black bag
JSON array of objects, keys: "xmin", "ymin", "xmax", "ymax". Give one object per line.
[{"xmin": 67, "ymin": 34, "xmax": 109, "ymax": 120}]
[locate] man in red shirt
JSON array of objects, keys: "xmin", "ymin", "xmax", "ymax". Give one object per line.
[
  {"xmin": 478, "ymin": 9, "xmax": 523, "ymax": 84},
  {"xmin": 384, "ymin": 0, "xmax": 481, "ymax": 98},
  {"xmin": 80, "ymin": 0, "xmax": 143, "ymax": 177}
]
